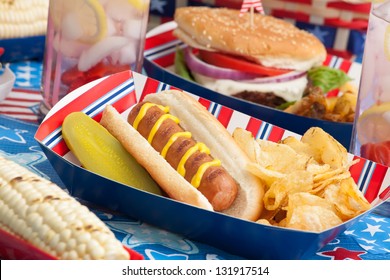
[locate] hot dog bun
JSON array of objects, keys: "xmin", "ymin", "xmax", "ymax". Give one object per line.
[{"xmin": 100, "ymin": 90, "xmax": 265, "ymax": 221}]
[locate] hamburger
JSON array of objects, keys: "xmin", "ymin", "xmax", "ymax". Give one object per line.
[{"xmin": 172, "ymin": 6, "xmax": 329, "ymax": 108}]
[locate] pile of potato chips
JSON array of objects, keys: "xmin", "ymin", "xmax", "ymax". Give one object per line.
[{"xmin": 233, "ymin": 127, "xmax": 371, "ymax": 232}]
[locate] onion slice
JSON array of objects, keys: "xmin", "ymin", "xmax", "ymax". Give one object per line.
[
  {"xmin": 184, "ymin": 47, "xmax": 307, "ymax": 84},
  {"xmin": 184, "ymin": 47, "xmax": 258, "ymax": 80}
]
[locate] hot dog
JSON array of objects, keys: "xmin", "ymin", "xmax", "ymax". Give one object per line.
[
  {"xmin": 127, "ymin": 101, "xmax": 238, "ymax": 211},
  {"xmin": 100, "ymin": 90, "xmax": 265, "ymax": 221}
]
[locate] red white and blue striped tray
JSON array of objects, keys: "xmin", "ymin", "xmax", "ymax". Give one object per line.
[
  {"xmin": 143, "ymin": 21, "xmax": 363, "ymax": 149},
  {"xmin": 35, "ymin": 70, "xmax": 389, "ymax": 260}
]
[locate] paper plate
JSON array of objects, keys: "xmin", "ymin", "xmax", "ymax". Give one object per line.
[
  {"xmin": 35, "ymin": 70, "xmax": 389, "ymax": 260},
  {"xmin": 143, "ymin": 21, "xmax": 363, "ymax": 149}
]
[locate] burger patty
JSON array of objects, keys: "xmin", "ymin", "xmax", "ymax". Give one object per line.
[
  {"xmin": 232, "ymin": 91, "xmax": 287, "ymax": 108},
  {"xmin": 232, "ymin": 84, "xmax": 323, "ymax": 109}
]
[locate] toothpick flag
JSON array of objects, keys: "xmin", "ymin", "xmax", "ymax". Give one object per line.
[{"xmin": 239, "ymin": 0, "xmax": 264, "ymax": 16}]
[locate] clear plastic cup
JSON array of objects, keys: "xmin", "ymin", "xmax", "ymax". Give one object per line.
[
  {"xmin": 350, "ymin": 1, "xmax": 390, "ymax": 166},
  {"xmin": 40, "ymin": 0, "xmax": 150, "ymax": 116}
]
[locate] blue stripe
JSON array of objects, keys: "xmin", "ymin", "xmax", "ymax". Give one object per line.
[
  {"xmin": 157, "ymin": 82, "xmax": 170, "ymax": 92},
  {"xmin": 264, "ymin": 124, "xmax": 273, "ymax": 140},
  {"xmin": 258, "ymin": 123, "xmax": 270, "ymax": 140},
  {"xmin": 144, "ymin": 41, "xmax": 183, "ymax": 60},
  {"xmin": 84, "ymin": 80, "xmax": 134, "ymax": 117},
  {"xmin": 358, "ymin": 160, "xmax": 374, "ymax": 192},
  {"xmin": 44, "ymin": 128, "xmax": 62, "ymax": 148},
  {"xmin": 210, "ymin": 103, "xmax": 220, "ymax": 116}
]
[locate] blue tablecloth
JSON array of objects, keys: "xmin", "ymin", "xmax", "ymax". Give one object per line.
[{"xmin": 0, "ymin": 61, "xmax": 389, "ymax": 260}]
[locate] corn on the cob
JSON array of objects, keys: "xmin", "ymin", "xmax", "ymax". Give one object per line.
[
  {"xmin": 0, "ymin": 155, "xmax": 130, "ymax": 260},
  {"xmin": 0, "ymin": 0, "xmax": 49, "ymax": 39}
]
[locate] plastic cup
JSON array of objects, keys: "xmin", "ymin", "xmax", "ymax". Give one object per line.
[
  {"xmin": 40, "ymin": 0, "xmax": 150, "ymax": 116},
  {"xmin": 350, "ymin": 1, "xmax": 390, "ymax": 167}
]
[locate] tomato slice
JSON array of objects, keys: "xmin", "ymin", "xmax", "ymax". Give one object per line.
[{"xmin": 198, "ymin": 49, "xmax": 292, "ymax": 77}]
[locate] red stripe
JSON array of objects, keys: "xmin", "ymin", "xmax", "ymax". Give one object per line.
[
  {"xmin": 323, "ymin": 54, "xmax": 333, "ymax": 66},
  {"xmin": 267, "ymin": 125, "xmax": 285, "ymax": 142},
  {"xmin": 198, "ymin": 98, "xmax": 212, "ymax": 111},
  {"xmin": 326, "ymin": 49, "xmax": 354, "ymax": 61},
  {"xmin": 214, "ymin": 0, "xmax": 242, "ymax": 9},
  {"xmin": 0, "ymin": 103, "xmax": 38, "ymax": 109},
  {"xmin": 139, "ymin": 78, "xmax": 164, "ymax": 101},
  {"xmin": 271, "ymin": 10, "xmax": 310, "ymax": 22},
  {"xmin": 327, "ymin": 2, "xmax": 371, "ymax": 14},
  {"xmin": 11, "ymin": 88, "xmax": 40, "ymax": 94},
  {"xmin": 0, "ymin": 109, "xmax": 36, "ymax": 115},
  {"xmin": 323, "ymin": 18, "xmax": 368, "ymax": 30},
  {"xmin": 349, "ymin": 155, "xmax": 367, "ymax": 185},
  {"xmin": 245, "ymin": 117, "xmax": 263, "ymax": 137},
  {"xmin": 364, "ymin": 164, "xmax": 388, "ymax": 203},
  {"xmin": 379, "ymin": 186, "xmax": 390, "ymax": 201},
  {"xmin": 280, "ymin": 0, "xmax": 313, "ymax": 4},
  {"xmin": 35, "ymin": 71, "xmax": 133, "ymax": 142},
  {"xmin": 152, "ymin": 52, "xmax": 175, "ymax": 68},
  {"xmin": 145, "ymin": 29, "xmax": 176, "ymax": 51},
  {"xmin": 216, "ymin": 106, "xmax": 233, "ymax": 128},
  {"xmin": 349, "ymin": 156, "xmax": 388, "ymax": 203}
]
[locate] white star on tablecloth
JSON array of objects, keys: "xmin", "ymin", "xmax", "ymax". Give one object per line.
[
  {"xmin": 306, "ymin": 26, "xmax": 329, "ymax": 44},
  {"xmin": 150, "ymin": 0, "xmax": 167, "ymax": 13},
  {"xmin": 361, "ymin": 223, "xmax": 385, "ymax": 237},
  {"xmin": 368, "ymin": 216, "xmax": 388, "ymax": 223},
  {"xmin": 344, "ymin": 229, "xmax": 356, "ymax": 236}
]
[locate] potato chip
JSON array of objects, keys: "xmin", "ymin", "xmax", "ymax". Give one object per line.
[
  {"xmin": 285, "ymin": 205, "xmax": 342, "ymax": 232},
  {"xmin": 281, "ymin": 136, "xmax": 317, "ymax": 159},
  {"xmin": 263, "ymin": 171, "xmax": 313, "ymax": 211},
  {"xmin": 231, "ymin": 126, "xmax": 370, "ymax": 232},
  {"xmin": 285, "ymin": 193, "xmax": 341, "ymax": 232},
  {"xmin": 256, "ymin": 219, "xmax": 272, "ymax": 226},
  {"xmin": 232, "ymin": 128, "xmax": 261, "ymax": 162},
  {"xmin": 255, "ymin": 139, "xmax": 311, "ymax": 173},
  {"xmin": 323, "ymin": 178, "xmax": 371, "ymax": 221},
  {"xmin": 312, "ymin": 170, "xmax": 352, "ymax": 195},
  {"xmin": 246, "ymin": 162, "xmax": 284, "ymax": 187},
  {"xmin": 300, "ymin": 127, "xmax": 348, "ymax": 169}
]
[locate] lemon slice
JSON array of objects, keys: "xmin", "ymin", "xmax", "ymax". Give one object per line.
[
  {"xmin": 50, "ymin": 0, "xmax": 107, "ymax": 44},
  {"xmin": 127, "ymin": 0, "xmax": 150, "ymax": 11},
  {"xmin": 357, "ymin": 102, "xmax": 390, "ymax": 144},
  {"xmin": 384, "ymin": 24, "xmax": 390, "ymax": 61}
]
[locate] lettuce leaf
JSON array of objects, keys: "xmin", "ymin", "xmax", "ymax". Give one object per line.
[{"xmin": 307, "ymin": 66, "xmax": 351, "ymax": 93}]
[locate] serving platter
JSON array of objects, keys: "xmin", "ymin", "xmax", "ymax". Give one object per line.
[
  {"xmin": 143, "ymin": 21, "xmax": 363, "ymax": 149},
  {"xmin": 34, "ymin": 70, "xmax": 389, "ymax": 260}
]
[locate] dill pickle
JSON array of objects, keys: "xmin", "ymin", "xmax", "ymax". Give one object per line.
[{"xmin": 62, "ymin": 112, "xmax": 162, "ymax": 195}]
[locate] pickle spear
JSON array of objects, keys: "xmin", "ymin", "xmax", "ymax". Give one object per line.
[{"xmin": 62, "ymin": 111, "xmax": 162, "ymax": 195}]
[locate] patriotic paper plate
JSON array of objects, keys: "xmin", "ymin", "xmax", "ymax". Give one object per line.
[
  {"xmin": 35, "ymin": 70, "xmax": 389, "ymax": 260},
  {"xmin": 143, "ymin": 21, "xmax": 363, "ymax": 149}
]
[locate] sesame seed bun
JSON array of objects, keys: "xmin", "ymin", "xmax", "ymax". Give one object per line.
[{"xmin": 173, "ymin": 7, "xmax": 327, "ymax": 71}]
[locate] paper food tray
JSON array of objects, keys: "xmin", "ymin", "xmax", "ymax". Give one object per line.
[
  {"xmin": 34, "ymin": 70, "xmax": 389, "ymax": 260},
  {"xmin": 143, "ymin": 21, "xmax": 363, "ymax": 149}
]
